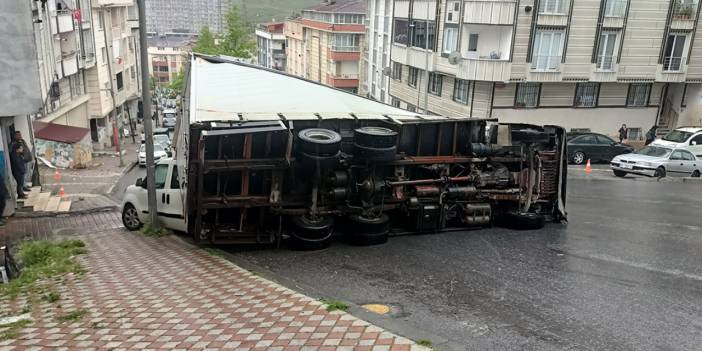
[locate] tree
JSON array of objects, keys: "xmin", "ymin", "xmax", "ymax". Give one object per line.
[
  {"xmin": 193, "ymin": 26, "xmax": 217, "ymax": 55},
  {"xmin": 168, "ymin": 69, "xmax": 185, "ymax": 95}
]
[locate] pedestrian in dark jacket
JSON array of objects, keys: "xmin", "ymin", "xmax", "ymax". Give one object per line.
[
  {"xmin": 10, "ymin": 131, "xmax": 32, "ymax": 192},
  {"xmin": 645, "ymin": 126, "xmax": 658, "ymax": 146},
  {"xmin": 10, "ymin": 143, "xmax": 27, "ymax": 199},
  {"xmin": 618, "ymin": 124, "xmax": 628, "ymax": 143}
]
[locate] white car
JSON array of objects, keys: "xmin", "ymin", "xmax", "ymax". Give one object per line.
[
  {"xmin": 137, "ymin": 144, "xmax": 168, "ymax": 166},
  {"xmin": 610, "ymin": 146, "xmax": 701, "ymax": 178},
  {"xmin": 650, "ymin": 127, "xmax": 702, "ymax": 157}
]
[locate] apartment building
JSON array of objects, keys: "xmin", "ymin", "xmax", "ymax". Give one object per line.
[
  {"xmin": 145, "ymin": 0, "xmax": 229, "ymax": 35},
  {"xmin": 381, "ymin": 0, "xmax": 702, "ymax": 138},
  {"xmin": 285, "ymin": 0, "xmax": 366, "ymax": 94},
  {"xmin": 361, "ymin": 0, "xmax": 394, "ymax": 102},
  {"xmin": 86, "ymin": 0, "xmax": 141, "ymax": 149},
  {"xmin": 148, "ymin": 33, "xmax": 197, "ymax": 86},
  {"xmin": 255, "ymin": 22, "xmax": 287, "ymax": 71},
  {"xmin": 285, "ymin": 19, "xmax": 307, "ymax": 77}
]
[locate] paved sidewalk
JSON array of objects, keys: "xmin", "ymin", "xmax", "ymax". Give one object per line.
[{"xmin": 0, "ymin": 213, "xmax": 426, "ymax": 350}]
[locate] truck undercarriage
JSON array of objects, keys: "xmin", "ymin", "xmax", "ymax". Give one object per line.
[{"xmin": 186, "ymin": 118, "xmax": 567, "ymax": 248}]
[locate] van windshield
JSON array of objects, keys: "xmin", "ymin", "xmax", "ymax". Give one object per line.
[{"xmin": 662, "ymin": 130, "xmax": 693, "ymax": 143}]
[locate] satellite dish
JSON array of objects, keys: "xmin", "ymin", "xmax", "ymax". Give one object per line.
[
  {"xmin": 382, "ymin": 67, "xmax": 392, "ymax": 76},
  {"xmin": 448, "ymin": 51, "xmax": 463, "ymax": 65}
]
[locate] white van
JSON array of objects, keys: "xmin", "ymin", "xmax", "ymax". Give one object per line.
[{"xmin": 651, "ymin": 127, "xmax": 702, "ymax": 157}]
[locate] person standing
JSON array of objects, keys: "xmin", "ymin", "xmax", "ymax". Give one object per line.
[
  {"xmin": 618, "ymin": 124, "xmax": 628, "ymax": 143},
  {"xmin": 645, "ymin": 126, "xmax": 658, "ymax": 146},
  {"xmin": 11, "ymin": 131, "xmax": 32, "ymax": 192},
  {"xmin": 10, "ymin": 143, "xmax": 27, "ymax": 199}
]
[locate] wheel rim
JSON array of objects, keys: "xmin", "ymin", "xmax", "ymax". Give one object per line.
[
  {"xmin": 123, "ymin": 207, "xmax": 140, "ymax": 229},
  {"xmin": 693, "ymin": 171, "xmax": 701, "ymax": 178},
  {"xmin": 574, "ymin": 152, "xmax": 584, "ymax": 164}
]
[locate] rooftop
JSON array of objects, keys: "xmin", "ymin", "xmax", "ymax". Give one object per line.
[
  {"xmin": 33, "ymin": 122, "xmax": 90, "ymax": 144},
  {"xmin": 147, "ymin": 33, "xmax": 198, "ymax": 49},
  {"xmin": 304, "ymin": 0, "xmax": 365, "ymax": 14}
]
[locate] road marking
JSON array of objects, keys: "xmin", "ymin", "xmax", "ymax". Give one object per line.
[{"xmin": 582, "ymin": 252, "xmax": 702, "ymax": 282}]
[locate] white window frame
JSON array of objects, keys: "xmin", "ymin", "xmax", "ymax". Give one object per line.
[
  {"xmin": 443, "ymin": 27, "xmax": 459, "ymax": 53},
  {"xmin": 453, "ymin": 79, "xmax": 470, "ymax": 104},
  {"xmin": 515, "ymin": 83, "xmax": 540, "ymax": 108},
  {"xmin": 604, "ymin": 0, "xmax": 628, "ymax": 17},
  {"xmin": 663, "ymin": 33, "xmax": 689, "ymax": 71},
  {"xmin": 539, "ymin": 0, "xmax": 568, "ymax": 14},
  {"xmin": 574, "ymin": 83, "xmax": 600, "ymax": 108},
  {"xmin": 391, "ymin": 62, "xmax": 402, "ymax": 80},
  {"xmin": 627, "ymin": 83, "xmax": 651, "ymax": 107},
  {"xmin": 532, "ymin": 30, "xmax": 564, "ymax": 71},
  {"xmin": 596, "ymin": 31, "xmax": 619, "ymax": 71},
  {"xmin": 428, "ymin": 73, "xmax": 443, "ymax": 96},
  {"xmin": 445, "ymin": 1, "xmax": 461, "ymax": 24}
]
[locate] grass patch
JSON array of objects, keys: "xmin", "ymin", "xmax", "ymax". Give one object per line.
[
  {"xmin": 0, "ymin": 240, "xmax": 86, "ymax": 298},
  {"xmin": 416, "ymin": 339, "xmax": 433, "ymax": 347},
  {"xmin": 56, "ymin": 309, "xmax": 88, "ymax": 323},
  {"xmin": 42, "ymin": 291, "xmax": 60, "ymax": 303},
  {"xmin": 204, "ymin": 248, "xmax": 225, "ymax": 258},
  {"xmin": 141, "ymin": 222, "xmax": 170, "ymax": 237},
  {"xmin": 0, "ymin": 319, "xmax": 32, "ymax": 341},
  {"xmin": 321, "ymin": 299, "xmax": 349, "ymax": 312}
]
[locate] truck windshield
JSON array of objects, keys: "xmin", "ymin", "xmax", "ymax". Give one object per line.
[
  {"xmin": 636, "ymin": 146, "xmax": 672, "ymax": 158},
  {"xmin": 662, "ymin": 130, "xmax": 693, "ymax": 143}
]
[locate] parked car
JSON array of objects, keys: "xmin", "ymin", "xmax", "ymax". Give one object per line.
[
  {"xmin": 650, "ymin": 127, "xmax": 702, "ymax": 157},
  {"xmin": 138, "ymin": 144, "xmax": 168, "ymax": 167},
  {"xmin": 610, "ymin": 146, "xmax": 701, "ymax": 178},
  {"xmin": 163, "ymin": 117, "xmax": 177, "ymax": 130},
  {"xmin": 567, "ymin": 132, "xmax": 634, "ymax": 164}
]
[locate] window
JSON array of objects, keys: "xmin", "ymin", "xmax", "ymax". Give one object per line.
[
  {"xmin": 515, "ymin": 83, "xmax": 540, "ymax": 108},
  {"xmin": 445, "ymin": 1, "xmax": 461, "ymax": 23},
  {"xmin": 604, "ymin": 0, "xmax": 627, "ymax": 17},
  {"xmin": 428, "ymin": 73, "xmax": 443, "ymax": 96},
  {"xmin": 70, "ymin": 73, "xmax": 83, "ymax": 97},
  {"xmin": 332, "ymin": 34, "xmax": 360, "ymax": 51},
  {"xmin": 116, "ymin": 72, "xmax": 124, "ymax": 91},
  {"xmin": 391, "ymin": 62, "xmax": 402, "ymax": 80},
  {"xmin": 572, "ymin": 135, "xmax": 597, "ymax": 144},
  {"xmin": 407, "ymin": 104, "xmax": 416, "ymax": 112},
  {"xmin": 453, "ymin": 79, "xmax": 470, "ymax": 104},
  {"xmin": 101, "ymin": 47, "xmax": 107, "ymax": 64},
  {"xmin": 408, "ymin": 67, "xmax": 419, "ymax": 87},
  {"xmin": 171, "ymin": 166, "xmax": 180, "ymax": 189},
  {"xmin": 575, "ymin": 83, "xmax": 599, "ymax": 107},
  {"xmin": 596, "ymin": 135, "xmax": 615, "ymax": 145},
  {"xmin": 628, "ymin": 128, "xmax": 642, "ymax": 140},
  {"xmin": 467, "ymin": 33, "xmax": 479, "ymax": 52},
  {"xmin": 334, "ymin": 13, "xmax": 364, "ymax": 24},
  {"xmin": 411, "ymin": 20, "xmax": 435, "ymax": 49},
  {"xmin": 627, "ymin": 84, "xmax": 651, "ymax": 107},
  {"xmin": 394, "ymin": 18, "xmax": 409, "ymax": 45},
  {"xmin": 596, "ymin": 31, "xmax": 618, "ymax": 71},
  {"xmin": 443, "ymin": 27, "xmax": 459, "ymax": 53},
  {"xmin": 391, "ymin": 97, "xmax": 401, "ymax": 107},
  {"xmin": 663, "ymin": 34, "xmax": 687, "ymax": 71},
  {"xmin": 671, "ymin": 150, "xmax": 685, "ymax": 160},
  {"xmin": 131, "ymin": 66, "xmax": 136, "ymax": 80},
  {"xmin": 691, "ymin": 134, "xmax": 702, "ymax": 145},
  {"xmin": 681, "ymin": 150, "xmax": 696, "ymax": 161},
  {"xmin": 154, "ymin": 164, "xmax": 168, "ymax": 189},
  {"xmin": 532, "ymin": 30, "xmax": 563, "ymax": 71},
  {"xmin": 539, "ymin": 0, "xmax": 568, "ymax": 14},
  {"xmin": 98, "ymin": 11, "xmax": 104, "ymax": 29}
]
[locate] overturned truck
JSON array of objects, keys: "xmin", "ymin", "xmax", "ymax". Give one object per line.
[{"xmin": 143, "ymin": 55, "xmax": 568, "ymax": 248}]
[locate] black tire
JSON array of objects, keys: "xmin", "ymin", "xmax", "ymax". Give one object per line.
[
  {"xmin": 572, "ymin": 151, "xmax": 586, "ymax": 165},
  {"xmin": 298, "ymin": 128, "xmax": 342, "ymax": 156},
  {"xmin": 354, "ymin": 126, "xmax": 398, "ymax": 148},
  {"xmin": 346, "ymin": 214, "xmax": 390, "ymax": 246},
  {"xmin": 691, "ymin": 170, "xmax": 701, "ymax": 178},
  {"xmin": 353, "ymin": 143, "xmax": 397, "ymax": 162},
  {"xmin": 613, "ymin": 170, "xmax": 627, "ymax": 177},
  {"xmin": 289, "ymin": 216, "xmax": 334, "ymax": 251},
  {"xmin": 122, "ymin": 204, "xmax": 142, "ymax": 231},
  {"xmin": 654, "ymin": 167, "xmax": 666, "ymax": 178},
  {"xmin": 298, "ymin": 150, "xmax": 341, "ymax": 169},
  {"xmin": 496, "ymin": 212, "xmax": 545, "ymax": 231}
]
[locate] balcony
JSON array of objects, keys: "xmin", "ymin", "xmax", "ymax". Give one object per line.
[
  {"xmin": 56, "ymin": 11, "xmax": 75, "ymax": 33},
  {"xmin": 62, "ymin": 52, "xmax": 79, "ymax": 76},
  {"xmin": 463, "ymin": 0, "xmax": 517, "ymax": 25},
  {"xmin": 531, "ymin": 55, "xmax": 562, "ymax": 72},
  {"xmin": 327, "ymin": 73, "xmax": 359, "ymax": 88},
  {"xmin": 671, "ymin": 1, "xmax": 698, "ymax": 30},
  {"xmin": 391, "ymin": 44, "xmax": 435, "ymax": 71},
  {"xmin": 436, "ymin": 56, "xmax": 511, "ymax": 81},
  {"xmin": 81, "ymin": 53, "xmax": 96, "ymax": 68},
  {"xmin": 328, "ymin": 47, "xmax": 360, "ymax": 61},
  {"xmin": 96, "ymin": 0, "xmax": 134, "ymax": 7}
]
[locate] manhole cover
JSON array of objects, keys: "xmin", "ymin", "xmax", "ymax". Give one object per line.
[{"xmin": 361, "ymin": 304, "xmax": 391, "ymax": 315}]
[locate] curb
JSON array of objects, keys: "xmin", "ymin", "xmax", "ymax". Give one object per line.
[
  {"xmin": 13, "ymin": 206, "xmax": 118, "ymax": 219},
  {"xmin": 121, "ymin": 161, "xmax": 138, "ymax": 177}
]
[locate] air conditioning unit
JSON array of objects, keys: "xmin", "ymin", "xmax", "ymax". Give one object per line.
[{"xmin": 445, "ymin": 1, "xmax": 461, "ymax": 24}]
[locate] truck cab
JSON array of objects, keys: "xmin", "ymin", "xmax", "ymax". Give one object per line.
[{"xmin": 121, "ymin": 158, "xmax": 186, "ymax": 232}]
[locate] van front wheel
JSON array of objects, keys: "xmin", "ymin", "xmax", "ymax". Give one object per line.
[{"xmin": 122, "ymin": 204, "xmax": 142, "ymax": 231}]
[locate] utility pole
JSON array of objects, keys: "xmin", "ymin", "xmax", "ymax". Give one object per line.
[{"xmin": 137, "ymin": 0, "xmax": 159, "ymax": 228}]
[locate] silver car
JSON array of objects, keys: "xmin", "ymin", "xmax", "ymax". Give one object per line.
[{"xmin": 610, "ymin": 146, "xmax": 701, "ymax": 178}]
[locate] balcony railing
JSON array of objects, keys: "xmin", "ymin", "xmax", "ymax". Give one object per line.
[
  {"xmin": 672, "ymin": 1, "xmax": 698, "ymax": 20},
  {"xmin": 331, "ymin": 45, "xmax": 360, "ymax": 52},
  {"xmin": 531, "ymin": 55, "xmax": 562, "ymax": 71},
  {"xmin": 604, "ymin": 0, "xmax": 628, "ymax": 17},
  {"xmin": 596, "ymin": 55, "xmax": 615, "ymax": 71},
  {"xmin": 663, "ymin": 56, "xmax": 687, "ymax": 72},
  {"xmin": 539, "ymin": 0, "xmax": 569, "ymax": 15}
]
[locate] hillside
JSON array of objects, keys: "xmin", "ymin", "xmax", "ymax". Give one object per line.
[{"xmin": 235, "ymin": 0, "xmax": 322, "ymax": 24}]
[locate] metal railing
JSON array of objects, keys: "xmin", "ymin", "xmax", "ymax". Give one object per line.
[
  {"xmin": 604, "ymin": 0, "xmax": 628, "ymax": 17},
  {"xmin": 331, "ymin": 45, "xmax": 361, "ymax": 52},
  {"xmin": 596, "ymin": 55, "xmax": 615, "ymax": 71},
  {"xmin": 539, "ymin": 0, "xmax": 569, "ymax": 14},
  {"xmin": 672, "ymin": 1, "xmax": 698, "ymax": 20},
  {"xmin": 531, "ymin": 55, "xmax": 562, "ymax": 71},
  {"xmin": 663, "ymin": 56, "xmax": 686, "ymax": 72}
]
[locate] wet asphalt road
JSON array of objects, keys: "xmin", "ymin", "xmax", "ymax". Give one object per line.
[{"xmin": 225, "ymin": 177, "xmax": 702, "ymax": 350}]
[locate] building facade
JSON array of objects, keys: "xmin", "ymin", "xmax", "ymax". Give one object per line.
[
  {"xmin": 361, "ymin": 0, "xmax": 394, "ymax": 102},
  {"xmin": 148, "ymin": 33, "xmax": 197, "ymax": 86},
  {"xmin": 382, "ymin": 0, "xmax": 702, "ymax": 139},
  {"xmin": 86, "ymin": 0, "xmax": 142, "ymax": 149},
  {"xmin": 285, "ymin": 0, "xmax": 366, "ymax": 94},
  {"xmin": 145, "ymin": 0, "xmax": 230, "ymax": 35},
  {"xmin": 255, "ymin": 22, "xmax": 287, "ymax": 71},
  {"xmin": 285, "ymin": 20, "xmax": 307, "ymax": 77}
]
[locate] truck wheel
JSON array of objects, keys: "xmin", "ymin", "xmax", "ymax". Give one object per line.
[
  {"xmin": 299, "ymin": 151, "xmax": 341, "ymax": 169},
  {"xmin": 289, "ymin": 216, "xmax": 334, "ymax": 251},
  {"xmin": 122, "ymin": 204, "xmax": 142, "ymax": 231},
  {"xmin": 354, "ymin": 127, "xmax": 398, "ymax": 148},
  {"xmin": 347, "ymin": 214, "xmax": 390, "ymax": 246},
  {"xmin": 613, "ymin": 170, "xmax": 627, "ymax": 177},
  {"xmin": 298, "ymin": 128, "xmax": 342, "ymax": 156},
  {"xmin": 353, "ymin": 143, "xmax": 397, "ymax": 162},
  {"xmin": 496, "ymin": 212, "xmax": 545, "ymax": 231}
]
